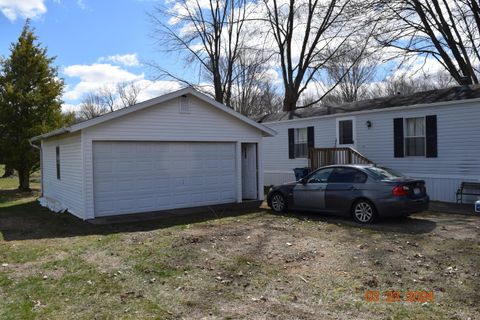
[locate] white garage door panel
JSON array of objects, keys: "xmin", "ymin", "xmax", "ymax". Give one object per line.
[{"xmin": 93, "ymin": 141, "xmax": 236, "ymax": 217}]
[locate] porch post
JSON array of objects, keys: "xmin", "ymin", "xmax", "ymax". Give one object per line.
[
  {"xmin": 236, "ymin": 141, "xmax": 242, "ymax": 203},
  {"xmin": 257, "ymin": 141, "xmax": 264, "ymax": 201}
]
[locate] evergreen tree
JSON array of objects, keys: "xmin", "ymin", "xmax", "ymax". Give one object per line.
[{"xmin": 0, "ymin": 21, "xmax": 65, "ymax": 191}]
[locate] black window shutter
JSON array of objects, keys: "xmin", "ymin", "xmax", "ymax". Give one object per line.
[
  {"xmin": 307, "ymin": 126, "xmax": 315, "ymax": 149},
  {"xmin": 425, "ymin": 115, "xmax": 437, "ymax": 158},
  {"xmin": 393, "ymin": 118, "xmax": 404, "ymax": 158},
  {"xmin": 288, "ymin": 128, "xmax": 295, "ymax": 159}
]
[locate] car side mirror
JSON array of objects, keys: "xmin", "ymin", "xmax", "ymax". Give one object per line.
[{"xmin": 300, "ymin": 177, "xmax": 307, "ymax": 184}]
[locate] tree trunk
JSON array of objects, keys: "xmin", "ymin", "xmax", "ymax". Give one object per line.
[
  {"xmin": 2, "ymin": 165, "xmax": 14, "ymax": 178},
  {"xmin": 283, "ymin": 89, "xmax": 298, "ymax": 112},
  {"xmin": 17, "ymin": 169, "xmax": 31, "ymax": 191}
]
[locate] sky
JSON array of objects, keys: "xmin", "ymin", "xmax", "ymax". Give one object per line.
[
  {"xmin": 0, "ymin": 0, "xmax": 183, "ymax": 112},
  {"xmin": 0, "ymin": 0, "xmax": 449, "ymax": 113}
]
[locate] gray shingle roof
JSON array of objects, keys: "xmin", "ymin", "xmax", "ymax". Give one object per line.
[{"xmin": 257, "ymin": 85, "xmax": 480, "ymax": 123}]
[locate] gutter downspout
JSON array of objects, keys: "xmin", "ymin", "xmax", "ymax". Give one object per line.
[{"xmin": 28, "ymin": 139, "xmax": 44, "ymax": 197}]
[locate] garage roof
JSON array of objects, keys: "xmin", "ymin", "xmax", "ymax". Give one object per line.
[{"xmin": 31, "ymin": 87, "xmax": 276, "ymax": 142}]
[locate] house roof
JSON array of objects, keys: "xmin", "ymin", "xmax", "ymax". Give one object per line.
[
  {"xmin": 31, "ymin": 87, "xmax": 276, "ymax": 142},
  {"xmin": 257, "ymin": 85, "xmax": 480, "ymax": 123}
]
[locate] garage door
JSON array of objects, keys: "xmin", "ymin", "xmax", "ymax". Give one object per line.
[{"xmin": 93, "ymin": 141, "xmax": 236, "ymax": 217}]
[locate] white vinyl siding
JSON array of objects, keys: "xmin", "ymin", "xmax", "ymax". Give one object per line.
[
  {"xmin": 42, "ymin": 133, "xmax": 84, "ymax": 217},
  {"xmin": 263, "ymin": 100, "xmax": 480, "ymax": 202}
]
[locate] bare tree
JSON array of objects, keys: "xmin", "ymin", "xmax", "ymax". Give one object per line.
[
  {"xmin": 117, "ymin": 82, "xmax": 141, "ymax": 107},
  {"xmin": 150, "ymin": 0, "xmax": 249, "ymax": 107},
  {"xmin": 324, "ymin": 43, "xmax": 377, "ymax": 104},
  {"xmin": 376, "ymin": 0, "xmax": 480, "ymax": 85},
  {"xmin": 231, "ymin": 50, "xmax": 281, "ymax": 116},
  {"xmin": 78, "ymin": 92, "xmax": 108, "ymax": 120},
  {"xmin": 98, "ymin": 85, "xmax": 116, "ymax": 112},
  {"xmin": 262, "ymin": 0, "xmax": 373, "ymax": 111},
  {"xmin": 78, "ymin": 82, "xmax": 142, "ymax": 120},
  {"xmin": 372, "ymin": 70, "xmax": 454, "ymax": 97}
]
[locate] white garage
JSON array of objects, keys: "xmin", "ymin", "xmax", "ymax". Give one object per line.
[{"xmin": 30, "ymin": 88, "xmax": 275, "ymax": 220}]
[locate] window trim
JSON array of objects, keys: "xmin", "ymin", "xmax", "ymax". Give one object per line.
[
  {"xmin": 403, "ymin": 116, "xmax": 426, "ymax": 157},
  {"xmin": 336, "ymin": 117, "xmax": 356, "ymax": 146},
  {"xmin": 293, "ymin": 127, "xmax": 308, "ymax": 158},
  {"xmin": 56, "ymin": 146, "xmax": 61, "ymax": 180}
]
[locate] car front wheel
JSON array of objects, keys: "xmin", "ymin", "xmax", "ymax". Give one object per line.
[
  {"xmin": 352, "ymin": 199, "xmax": 376, "ymax": 224},
  {"xmin": 270, "ymin": 192, "xmax": 287, "ymax": 213}
]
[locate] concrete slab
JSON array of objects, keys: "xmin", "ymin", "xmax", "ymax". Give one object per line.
[{"xmin": 87, "ymin": 200, "xmax": 263, "ymax": 225}]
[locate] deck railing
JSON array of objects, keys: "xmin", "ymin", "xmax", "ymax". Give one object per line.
[{"xmin": 308, "ymin": 147, "xmax": 375, "ymax": 170}]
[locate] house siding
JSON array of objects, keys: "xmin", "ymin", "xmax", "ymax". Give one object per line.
[
  {"xmin": 81, "ymin": 95, "xmax": 264, "ymax": 219},
  {"xmin": 41, "ymin": 132, "xmax": 84, "ymax": 217},
  {"xmin": 263, "ymin": 101, "xmax": 480, "ymax": 202}
]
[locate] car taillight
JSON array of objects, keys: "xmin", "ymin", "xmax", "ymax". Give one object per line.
[{"xmin": 392, "ymin": 185, "xmax": 409, "ymax": 196}]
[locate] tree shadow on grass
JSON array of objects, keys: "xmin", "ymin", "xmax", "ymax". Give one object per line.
[
  {"xmin": 269, "ymin": 209, "xmax": 438, "ymax": 235},
  {"xmin": 0, "ymin": 200, "xmax": 261, "ymax": 242}
]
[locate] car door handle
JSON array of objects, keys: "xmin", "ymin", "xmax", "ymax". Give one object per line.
[{"xmin": 349, "ymin": 186, "xmax": 357, "ymax": 191}]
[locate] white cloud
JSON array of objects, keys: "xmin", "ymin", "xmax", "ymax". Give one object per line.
[
  {"xmin": 61, "ymin": 103, "xmax": 79, "ymax": 113},
  {"xmin": 76, "ymin": 0, "xmax": 86, "ymax": 10},
  {"xmin": 134, "ymin": 79, "xmax": 182, "ymax": 102},
  {"xmin": 98, "ymin": 53, "xmax": 140, "ymax": 67},
  {"xmin": 0, "ymin": 0, "xmax": 47, "ymax": 21},
  {"xmin": 61, "ymin": 61, "xmax": 183, "ymax": 112},
  {"xmin": 63, "ymin": 63, "xmax": 144, "ymax": 100}
]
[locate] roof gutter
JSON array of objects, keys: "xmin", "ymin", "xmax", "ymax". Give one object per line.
[{"xmin": 30, "ymin": 127, "xmax": 70, "ymax": 142}]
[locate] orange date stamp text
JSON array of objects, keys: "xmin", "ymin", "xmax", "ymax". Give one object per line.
[{"xmin": 364, "ymin": 290, "xmax": 434, "ymax": 303}]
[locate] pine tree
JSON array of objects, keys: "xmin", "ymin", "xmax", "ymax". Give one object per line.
[{"xmin": 0, "ymin": 21, "xmax": 66, "ymax": 191}]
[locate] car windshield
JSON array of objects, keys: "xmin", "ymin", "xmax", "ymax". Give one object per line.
[{"xmin": 365, "ymin": 166, "xmax": 404, "ymax": 180}]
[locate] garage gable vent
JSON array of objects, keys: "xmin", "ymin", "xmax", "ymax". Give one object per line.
[{"xmin": 179, "ymin": 95, "xmax": 190, "ymax": 114}]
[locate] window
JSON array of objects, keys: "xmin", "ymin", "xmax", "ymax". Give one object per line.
[
  {"xmin": 405, "ymin": 117, "xmax": 425, "ymax": 156},
  {"xmin": 56, "ymin": 146, "xmax": 61, "ymax": 180},
  {"xmin": 306, "ymin": 168, "xmax": 334, "ymax": 184},
  {"xmin": 328, "ymin": 167, "xmax": 367, "ymax": 183},
  {"xmin": 365, "ymin": 166, "xmax": 404, "ymax": 180},
  {"xmin": 294, "ymin": 128, "xmax": 308, "ymax": 158},
  {"xmin": 338, "ymin": 119, "xmax": 354, "ymax": 145},
  {"xmin": 179, "ymin": 95, "xmax": 190, "ymax": 113}
]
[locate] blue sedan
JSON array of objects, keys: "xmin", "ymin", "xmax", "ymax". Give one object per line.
[{"xmin": 266, "ymin": 165, "xmax": 429, "ymax": 224}]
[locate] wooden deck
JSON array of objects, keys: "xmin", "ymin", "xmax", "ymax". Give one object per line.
[{"xmin": 308, "ymin": 147, "xmax": 374, "ymax": 170}]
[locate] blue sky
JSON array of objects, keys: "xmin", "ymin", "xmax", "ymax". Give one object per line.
[
  {"xmin": 0, "ymin": 0, "xmax": 446, "ymax": 112},
  {"xmin": 0, "ymin": 0, "xmax": 184, "ymax": 111}
]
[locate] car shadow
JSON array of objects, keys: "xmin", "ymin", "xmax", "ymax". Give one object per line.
[
  {"xmin": 0, "ymin": 200, "xmax": 261, "ymax": 242},
  {"xmin": 269, "ymin": 209, "xmax": 437, "ymax": 235}
]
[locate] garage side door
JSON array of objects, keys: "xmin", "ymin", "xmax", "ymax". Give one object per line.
[{"xmin": 93, "ymin": 141, "xmax": 236, "ymax": 217}]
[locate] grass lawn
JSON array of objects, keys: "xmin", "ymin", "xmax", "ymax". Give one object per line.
[{"xmin": 0, "ymin": 166, "xmax": 479, "ymax": 319}]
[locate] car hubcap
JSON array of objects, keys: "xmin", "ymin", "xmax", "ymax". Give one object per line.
[
  {"xmin": 271, "ymin": 194, "xmax": 284, "ymax": 212},
  {"xmin": 355, "ymin": 202, "xmax": 373, "ymax": 222}
]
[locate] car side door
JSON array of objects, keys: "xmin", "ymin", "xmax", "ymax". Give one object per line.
[
  {"xmin": 325, "ymin": 167, "xmax": 367, "ymax": 213},
  {"xmin": 292, "ymin": 168, "xmax": 334, "ymax": 210}
]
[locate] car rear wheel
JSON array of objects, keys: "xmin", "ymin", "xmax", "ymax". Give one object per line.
[
  {"xmin": 352, "ymin": 199, "xmax": 376, "ymax": 224},
  {"xmin": 270, "ymin": 192, "xmax": 287, "ymax": 213}
]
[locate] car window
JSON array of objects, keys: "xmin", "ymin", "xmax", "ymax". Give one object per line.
[
  {"xmin": 365, "ymin": 166, "xmax": 404, "ymax": 180},
  {"xmin": 306, "ymin": 168, "xmax": 334, "ymax": 184},
  {"xmin": 328, "ymin": 167, "xmax": 367, "ymax": 183}
]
